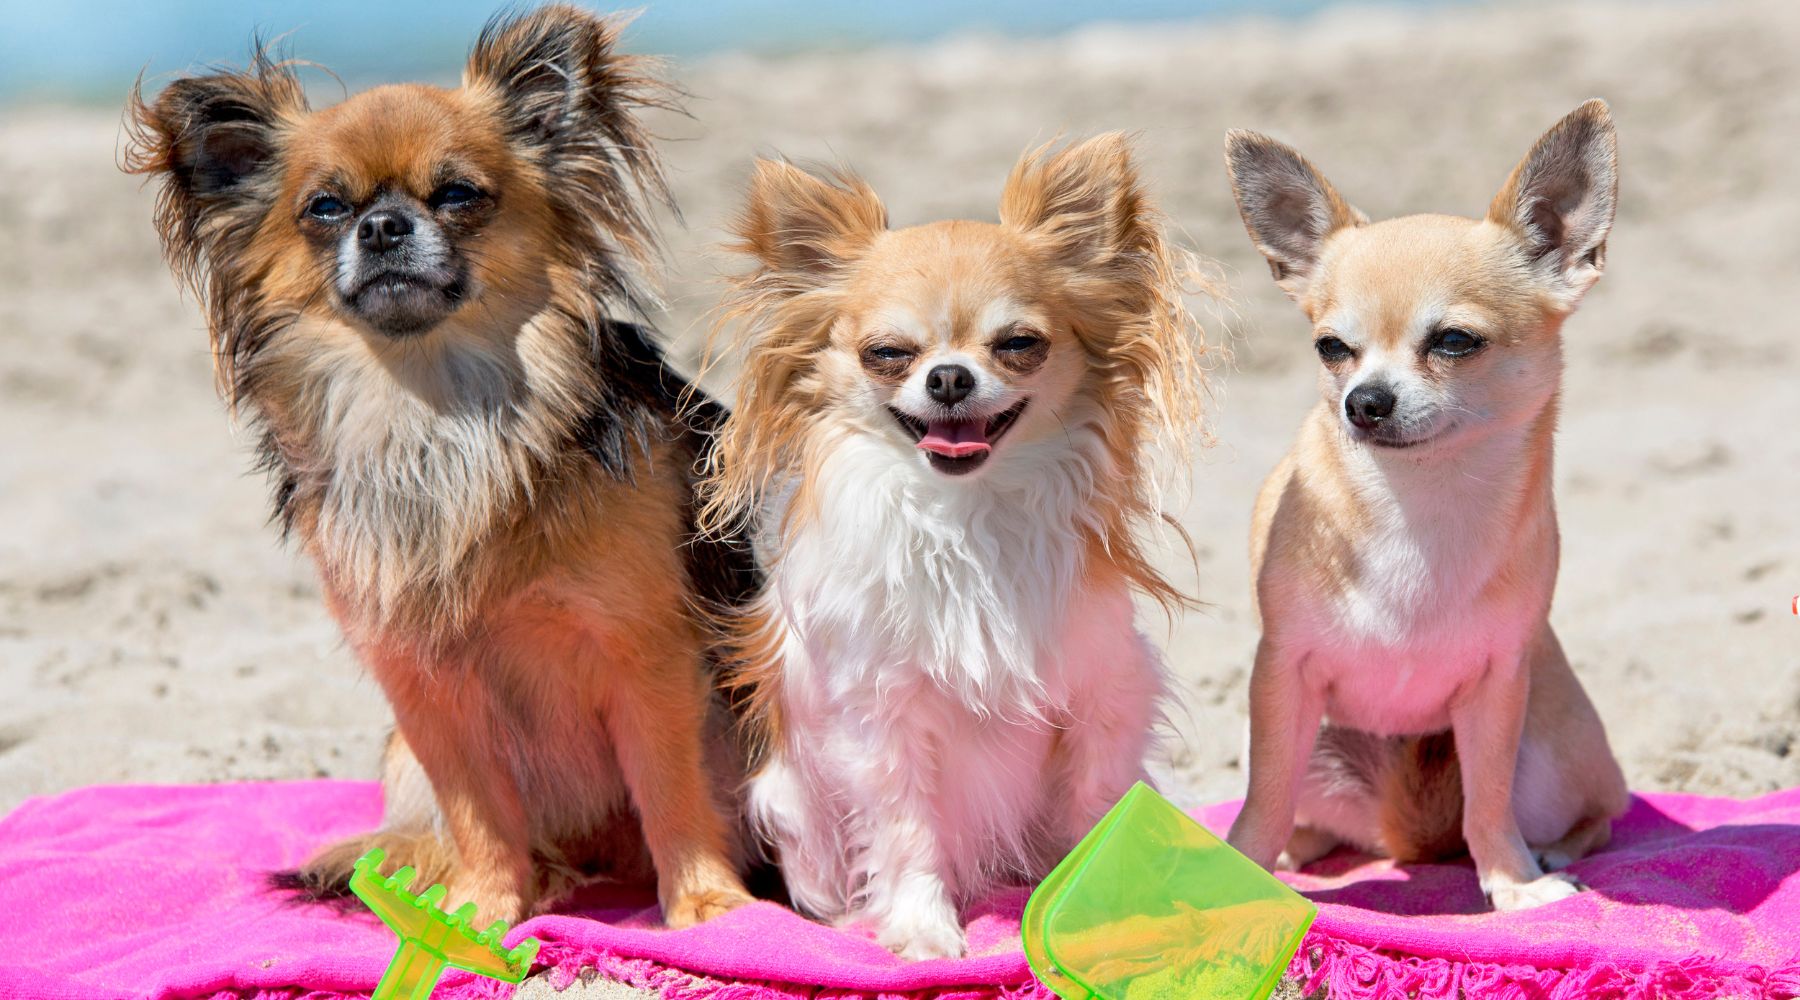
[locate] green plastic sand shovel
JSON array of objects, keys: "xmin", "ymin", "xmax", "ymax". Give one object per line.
[
  {"xmin": 350, "ymin": 848, "xmax": 542, "ymax": 1000},
  {"xmin": 1022, "ymin": 783, "xmax": 1316, "ymax": 1000}
]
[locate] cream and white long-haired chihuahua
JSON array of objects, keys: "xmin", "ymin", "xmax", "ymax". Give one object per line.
[
  {"xmin": 700, "ymin": 134, "xmax": 1205, "ymax": 958},
  {"xmin": 1223, "ymin": 101, "xmax": 1629, "ymax": 911}
]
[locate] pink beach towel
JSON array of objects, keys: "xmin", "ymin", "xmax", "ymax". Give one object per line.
[{"xmin": 0, "ymin": 781, "xmax": 1796, "ymax": 1000}]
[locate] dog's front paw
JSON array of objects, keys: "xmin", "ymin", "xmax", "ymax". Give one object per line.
[
  {"xmin": 1485, "ymin": 871, "xmax": 1585, "ymax": 911},
  {"xmin": 446, "ymin": 877, "xmax": 529, "ymax": 926},
  {"xmin": 879, "ymin": 913, "xmax": 967, "ymax": 961},
  {"xmin": 663, "ymin": 885, "xmax": 754, "ymax": 929}
]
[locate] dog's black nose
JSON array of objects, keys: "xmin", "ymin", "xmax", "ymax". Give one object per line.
[
  {"xmin": 357, "ymin": 210, "xmax": 413, "ymax": 254},
  {"xmin": 926, "ymin": 364, "xmax": 975, "ymax": 406},
  {"xmin": 1345, "ymin": 383, "xmax": 1397, "ymax": 429}
]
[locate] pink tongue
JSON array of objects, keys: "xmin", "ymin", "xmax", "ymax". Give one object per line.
[{"xmin": 918, "ymin": 419, "xmax": 991, "ymax": 457}]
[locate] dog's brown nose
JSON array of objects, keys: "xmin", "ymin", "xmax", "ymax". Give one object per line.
[
  {"xmin": 1345, "ymin": 383, "xmax": 1396, "ymax": 429},
  {"xmin": 357, "ymin": 210, "xmax": 413, "ymax": 254},
  {"xmin": 927, "ymin": 364, "xmax": 975, "ymax": 406}
]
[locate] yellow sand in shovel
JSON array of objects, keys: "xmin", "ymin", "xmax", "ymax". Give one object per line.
[{"xmin": 1022, "ymin": 783, "xmax": 1315, "ymax": 1000}]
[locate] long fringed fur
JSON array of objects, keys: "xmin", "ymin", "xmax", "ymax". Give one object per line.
[
  {"xmin": 120, "ymin": 7, "xmax": 727, "ymax": 641},
  {"xmin": 124, "ymin": 9, "xmax": 678, "ymax": 408},
  {"xmin": 121, "ymin": 44, "xmax": 309, "ymax": 406},
  {"xmin": 698, "ymin": 134, "xmax": 1212, "ymax": 611},
  {"xmin": 693, "ymin": 134, "xmax": 1211, "ymax": 956},
  {"xmin": 125, "ymin": 6, "xmax": 760, "ymax": 919},
  {"xmin": 463, "ymin": 6, "xmax": 681, "ymax": 317}
]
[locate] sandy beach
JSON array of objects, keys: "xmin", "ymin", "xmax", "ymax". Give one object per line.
[{"xmin": 2, "ymin": 0, "xmax": 1796, "ymax": 994}]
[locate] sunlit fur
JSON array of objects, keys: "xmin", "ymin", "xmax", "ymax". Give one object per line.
[
  {"xmin": 123, "ymin": 6, "xmax": 757, "ymax": 927},
  {"xmin": 1223, "ymin": 101, "xmax": 1629, "ymax": 913},
  {"xmin": 701, "ymin": 134, "xmax": 1208, "ymax": 958}
]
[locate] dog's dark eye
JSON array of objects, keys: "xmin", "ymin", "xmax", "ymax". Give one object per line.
[
  {"xmin": 996, "ymin": 334, "xmax": 1043, "ymax": 353},
  {"xmin": 1315, "ymin": 336, "xmax": 1355, "ymax": 362},
  {"xmin": 865, "ymin": 345, "xmax": 913, "ymax": 363},
  {"xmin": 305, "ymin": 195, "xmax": 350, "ymax": 221},
  {"xmin": 430, "ymin": 182, "xmax": 485, "ymax": 209},
  {"xmin": 1429, "ymin": 328, "xmax": 1484, "ymax": 357},
  {"xmin": 861, "ymin": 344, "xmax": 914, "ymax": 379}
]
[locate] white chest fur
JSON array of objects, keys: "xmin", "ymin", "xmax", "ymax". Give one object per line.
[
  {"xmin": 750, "ymin": 423, "xmax": 1163, "ymax": 939},
  {"xmin": 1292, "ymin": 427, "xmax": 1555, "ymax": 734},
  {"xmin": 768, "ymin": 428, "xmax": 1108, "ymax": 716}
]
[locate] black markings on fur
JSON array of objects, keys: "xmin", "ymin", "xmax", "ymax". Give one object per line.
[
  {"xmin": 572, "ymin": 318, "xmax": 672, "ymax": 482},
  {"xmin": 573, "ymin": 320, "xmax": 763, "ymax": 715},
  {"xmin": 572, "ymin": 318, "xmax": 761, "ymax": 618},
  {"xmin": 270, "ymin": 465, "xmax": 300, "ymax": 536}
]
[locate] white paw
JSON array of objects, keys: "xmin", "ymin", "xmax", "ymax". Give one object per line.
[
  {"xmin": 1486, "ymin": 871, "xmax": 1585, "ymax": 911},
  {"xmin": 879, "ymin": 914, "xmax": 967, "ymax": 961}
]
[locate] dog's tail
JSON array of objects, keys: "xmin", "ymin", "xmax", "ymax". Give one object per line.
[{"xmin": 1375, "ymin": 730, "xmax": 1466, "ymax": 863}]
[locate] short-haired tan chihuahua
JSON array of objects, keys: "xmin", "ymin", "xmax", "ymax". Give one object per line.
[{"xmin": 1223, "ymin": 100, "xmax": 1630, "ymax": 911}]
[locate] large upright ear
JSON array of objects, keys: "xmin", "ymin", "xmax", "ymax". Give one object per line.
[
  {"xmin": 1487, "ymin": 99, "xmax": 1618, "ymax": 299},
  {"xmin": 702, "ymin": 158, "xmax": 887, "ymax": 536},
  {"xmin": 465, "ymin": 5, "xmax": 672, "ymax": 278},
  {"xmin": 1223, "ymin": 130, "xmax": 1364, "ymax": 301},
  {"xmin": 1000, "ymin": 133, "xmax": 1206, "ymax": 456},
  {"xmin": 731, "ymin": 159, "xmax": 887, "ymax": 288},
  {"xmin": 124, "ymin": 51, "xmax": 305, "ymax": 274},
  {"xmin": 999, "ymin": 132, "xmax": 1154, "ymax": 267},
  {"xmin": 466, "ymin": 5, "xmax": 662, "ymax": 162}
]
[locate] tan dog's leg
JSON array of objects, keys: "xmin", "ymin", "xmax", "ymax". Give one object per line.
[
  {"xmin": 380, "ymin": 659, "xmax": 536, "ymax": 922},
  {"xmin": 1229, "ymin": 639, "xmax": 1325, "ymax": 870},
  {"xmin": 602, "ymin": 640, "xmax": 752, "ymax": 929},
  {"xmin": 1516, "ymin": 625, "xmax": 1628, "ymax": 872},
  {"xmin": 1278, "ymin": 826, "xmax": 1341, "ymax": 871},
  {"xmin": 1536, "ymin": 815, "xmax": 1612, "ymax": 873},
  {"xmin": 1451, "ymin": 647, "xmax": 1580, "ymax": 911}
]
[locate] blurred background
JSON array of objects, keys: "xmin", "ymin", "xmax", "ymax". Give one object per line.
[
  {"xmin": 0, "ymin": 0, "xmax": 1442, "ymax": 102},
  {"xmin": 1, "ymin": 1, "xmax": 1795, "ymax": 823}
]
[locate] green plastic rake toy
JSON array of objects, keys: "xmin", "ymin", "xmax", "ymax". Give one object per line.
[
  {"xmin": 1022, "ymin": 783, "xmax": 1316, "ymax": 1000},
  {"xmin": 349, "ymin": 848, "xmax": 542, "ymax": 1000}
]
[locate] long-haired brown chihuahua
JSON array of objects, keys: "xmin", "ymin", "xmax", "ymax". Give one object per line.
[{"xmin": 124, "ymin": 6, "xmax": 756, "ymax": 926}]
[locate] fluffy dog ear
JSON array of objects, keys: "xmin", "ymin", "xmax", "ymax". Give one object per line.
[
  {"xmin": 999, "ymin": 132, "xmax": 1157, "ymax": 267},
  {"xmin": 1002, "ymin": 133, "xmax": 1209, "ymax": 612},
  {"xmin": 467, "ymin": 6, "xmax": 658, "ymax": 157},
  {"xmin": 125, "ymin": 55, "xmax": 301, "ymax": 198},
  {"xmin": 124, "ymin": 52, "xmax": 306, "ymax": 406},
  {"xmin": 466, "ymin": 5, "xmax": 672, "ymax": 294},
  {"xmin": 1223, "ymin": 129, "xmax": 1364, "ymax": 301},
  {"xmin": 733, "ymin": 159, "xmax": 887, "ymax": 285},
  {"xmin": 124, "ymin": 51, "xmax": 305, "ymax": 282},
  {"xmin": 1487, "ymin": 99, "xmax": 1618, "ymax": 301}
]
